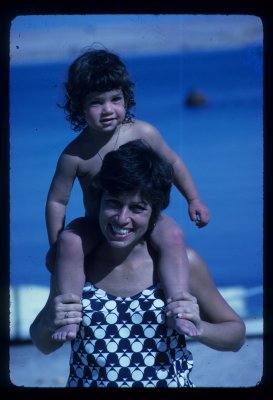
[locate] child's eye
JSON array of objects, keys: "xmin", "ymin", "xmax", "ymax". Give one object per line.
[
  {"xmin": 89, "ymin": 100, "xmax": 101, "ymax": 106},
  {"xmin": 112, "ymin": 96, "xmax": 123, "ymax": 103}
]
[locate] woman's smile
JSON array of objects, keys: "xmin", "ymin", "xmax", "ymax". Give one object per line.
[
  {"xmin": 108, "ymin": 222, "xmax": 132, "ymax": 238},
  {"xmin": 99, "ymin": 191, "xmax": 152, "ymax": 248}
]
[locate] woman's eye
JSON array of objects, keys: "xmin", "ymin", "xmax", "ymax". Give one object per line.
[
  {"xmin": 131, "ymin": 205, "xmax": 146, "ymax": 213},
  {"xmin": 107, "ymin": 200, "xmax": 120, "ymax": 208}
]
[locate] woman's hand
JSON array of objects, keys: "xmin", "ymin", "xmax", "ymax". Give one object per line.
[
  {"xmin": 165, "ymin": 292, "xmax": 203, "ymax": 335},
  {"xmin": 30, "ymin": 286, "xmax": 83, "ymax": 354},
  {"xmin": 52, "ymin": 293, "xmax": 83, "ymax": 329}
]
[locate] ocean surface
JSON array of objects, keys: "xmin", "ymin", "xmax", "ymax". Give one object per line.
[{"xmin": 10, "ymin": 45, "xmax": 263, "ymax": 317}]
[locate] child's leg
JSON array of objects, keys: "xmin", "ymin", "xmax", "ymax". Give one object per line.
[
  {"xmin": 150, "ymin": 214, "xmax": 198, "ymax": 336},
  {"xmin": 52, "ymin": 217, "xmax": 101, "ymax": 342}
]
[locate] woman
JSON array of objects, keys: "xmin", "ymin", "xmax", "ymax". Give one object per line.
[{"xmin": 30, "ymin": 140, "xmax": 245, "ymax": 387}]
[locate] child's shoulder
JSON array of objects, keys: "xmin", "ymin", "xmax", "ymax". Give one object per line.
[
  {"xmin": 131, "ymin": 118, "xmax": 157, "ymax": 130},
  {"xmin": 124, "ymin": 119, "xmax": 159, "ymax": 137},
  {"xmin": 63, "ymin": 130, "xmax": 91, "ymax": 152}
]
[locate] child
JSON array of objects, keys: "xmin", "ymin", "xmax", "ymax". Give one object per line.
[{"xmin": 46, "ymin": 48, "xmax": 210, "ymax": 342}]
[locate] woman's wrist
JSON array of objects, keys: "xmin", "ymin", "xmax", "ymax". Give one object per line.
[
  {"xmin": 39, "ymin": 305, "xmax": 56, "ymax": 333},
  {"xmin": 194, "ymin": 319, "xmax": 205, "ymax": 338}
]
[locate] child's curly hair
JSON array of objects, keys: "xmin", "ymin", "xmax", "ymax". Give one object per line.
[{"xmin": 61, "ymin": 48, "xmax": 136, "ymax": 131}]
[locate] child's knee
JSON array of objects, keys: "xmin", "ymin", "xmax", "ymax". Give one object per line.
[
  {"xmin": 58, "ymin": 230, "xmax": 83, "ymax": 255},
  {"xmin": 153, "ymin": 218, "xmax": 185, "ymax": 249},
  {"xmin": 163, "ymin": 225, "xmax": 185, "ymax": 248}
]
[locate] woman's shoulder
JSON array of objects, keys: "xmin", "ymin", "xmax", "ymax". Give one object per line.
[
  {"xmin": 186, "ymin": 247, "xmax": 203, "ymax": 268},
  {"xmin": 186, "ymin": 248, "xmax": 211, "ymax": 285}
]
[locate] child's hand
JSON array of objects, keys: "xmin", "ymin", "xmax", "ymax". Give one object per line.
[{"xmin": 188, "ymin": 198, "xmax": 210, "ymax": 228}]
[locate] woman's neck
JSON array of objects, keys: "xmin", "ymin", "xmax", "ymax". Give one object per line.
[
  {"xmin": 99, "ymin": 239, "xmax": 145, "ymax": 266},
  {"xmin": 85, "ymin": 239, "xmax": 156, "ymax": 297}
]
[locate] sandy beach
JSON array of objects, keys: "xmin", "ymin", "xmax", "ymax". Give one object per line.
[
  {"xmin": 10, "ymin": 15, "xmax": 263, "ymax": 65},
  {"xmin": 9, "ymin": 335, "xmax": 263, "ymax": 388}
]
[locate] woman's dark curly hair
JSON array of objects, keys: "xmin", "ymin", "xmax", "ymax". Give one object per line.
[{"xmin": 61, "ymin": 49, "xmax": 136, "ymax": 131}]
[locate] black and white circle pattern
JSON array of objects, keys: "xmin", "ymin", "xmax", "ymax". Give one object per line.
[{"xmin": 67, "ymin": 282, "xmax": 194, "ymax": 388}]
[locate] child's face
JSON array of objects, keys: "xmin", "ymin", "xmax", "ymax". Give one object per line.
[{"xmin": 83, "ymin": 89, "xmax": 126, "ymax": 133}]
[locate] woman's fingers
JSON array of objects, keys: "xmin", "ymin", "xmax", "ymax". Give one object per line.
[
  {"xmin": 53, "ymin": 293, "xmax": 83, "ymax": 327},
  {"xmin": 166, "ymin": 305, "xmax": 198, "ymax": 318},
  {"xmin": 54, "ymin": 310, "xmax": 82, "ymax": 327},
  {"xmin": 167, "ymin": 292, "xmax": 197, "ymax": 303},
  {"xmin": 54, "ymin": 293, "xmax": 82, "ymax": 305},
  {"xmin": 165, "ymin": 299, "xmax": 200, "ymax": 321}
]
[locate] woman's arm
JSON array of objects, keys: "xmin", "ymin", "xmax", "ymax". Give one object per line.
[
  {"xmin": 29, "ymin": 276, "xmax": 82, "ymax": 354},
  {"xmin": 188, "ymin": 248, "xmax": 245, "ymax": 351},
  {"xmin": 165, "ymin": 248, "xmax": 246, "ymax": 351}
]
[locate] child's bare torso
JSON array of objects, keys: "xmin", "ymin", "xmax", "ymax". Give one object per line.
[{"xmin": 65, "ymin": 120, "xmax": 155, "ymax": 215}]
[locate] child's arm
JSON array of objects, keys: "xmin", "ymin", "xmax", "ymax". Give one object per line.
[
  {"xmin": 46, "ymin": 152, "xmax": 79, "ymax": 246},
  {"xmin": 171, "ymin": 155, "xmax": 210, "ymax": 227},
  {"xmin": 141, "ymin": 122, "xmax": 210, "ymax": 227}
]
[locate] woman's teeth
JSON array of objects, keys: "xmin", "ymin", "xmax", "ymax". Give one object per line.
[{"xmin": 111, "ymin": 225, "xmax": 130, "ymax": 235}]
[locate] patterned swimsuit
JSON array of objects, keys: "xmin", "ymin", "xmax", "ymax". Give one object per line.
[{"xmin": 67, "ymin": 282, "xmax": 194, "ymax": 388}]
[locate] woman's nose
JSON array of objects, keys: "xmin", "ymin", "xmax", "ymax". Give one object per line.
[{"xmin": 117, "ymin": 207, "xmax": 130, "ymax": 224}]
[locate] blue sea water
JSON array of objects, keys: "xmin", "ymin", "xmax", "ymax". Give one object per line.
[{"xmin": 10, "ymin": 45, "xmax": 263, "ymax": 316}]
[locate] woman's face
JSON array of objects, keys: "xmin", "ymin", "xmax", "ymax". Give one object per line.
[{"xmin": 99, "ymin": 191, "xmax": 152, "ymax": 249}]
